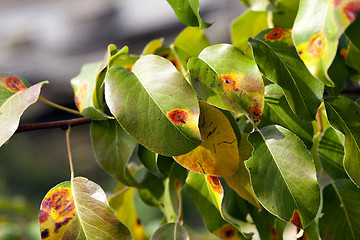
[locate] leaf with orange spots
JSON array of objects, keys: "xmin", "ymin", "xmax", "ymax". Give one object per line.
[
  {"xmin": 188, "ymin": 44, "xmax": 264, "ymax": 125},
  {"xmin": 39, "ymin": 177, "xmax": 131, "ymax": 239},
  {"xmin": 185, "ymin": 171, "xmax": 248, "ymax": 239},
  {"xmin": 245, "ymin": 125, "xmax": 321, "ymax": 229},
  {"xmin": 105, "ymin": 54, "xmax": 201, "ymax": 156},
  {"xmin": 0, "ymin": 80, "xmax": 47, "ymax": 148},
  {"xmin": 109, "ymin": 183, "xmax": 148, "ymax": 240},
  {"xmin": 293, "ymin": 0, "xmax": 360, "ymax": 86},
  {"xmin": 249, "ymin": 28, "xmax": 324, "ymax": 121},
  {"xmin": 173, "ymin": 101, "xmax": 240, "ymax": 177}
]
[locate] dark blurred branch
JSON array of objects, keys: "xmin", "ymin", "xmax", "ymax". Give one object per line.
[{"xmin": 15, "ymin": 117, "xmax": 91, "ymax": 133}]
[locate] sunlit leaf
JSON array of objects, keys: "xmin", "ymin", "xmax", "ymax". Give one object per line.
[
  {"xmin": 259, "ymin": 84, "xmax": 314, "ymax": 150},
  {"xmin": 150, "ymin": 222, "xmax": 189, "ymax": 240},
  {"xmin": 172, "ymin": 27, "xmax": 210, "ymax": 73},
  {"xmin": 225, "ymin": 133, "xmax": 262, "ymax": 208},
  {"xmin": 271, "ymin": 0, "xmax": 300, "ymax": 29},
  {"xmin": 245, "ymin": 125, "xmax": 321, "ymax": 229},
  {"xmin": 249, "ymin": 28, "xmax": 324, "ymax": 121},
  {"xmin": 231, "ymin": 10, "xmax": 269, "ymax": 54},
  {"xmin": 0, "ymin": 80, "xmax": 47, "ymax": 148},
  {"xmin": 324, "ymin": 97, "xmax": 360, "ymax": 187},
  {"xmin": 319, "ymin": 179, "xmax": 360, "ymax": 239},
  {"xmin": 293, "ymin": 0, "xmax": 360, "ymax": 86},
  {"xmin": 105, "ymin": 54, "xmax": 202, "ymax": 156},
  {"xmin": 142, "ymin": 39, "xmax": 164, "ymax": 56},
  {"xmin": 174, "ymin": 101, "xmax": 239, "ymax": 176},
  {"xmin": 166, "ymin": 0, "xmax": 212, "ymax": 29},
  {"xmin": 185, "ymin": 172, "xmax": 247, "ymax": 239},
  {"xmin": 91, "ymin": 119, "xmax": 140, "ymax": 186},
  {"xmin": 39, "ymin": 177, "xmax": 131, "ymax": 239},
  {"xmin": 189, "ymin": 44, "xmax": 264, "ymax": 125},
  {"xmin": 109, "ymin": 184, "xmax": 148, "ymax": 240},
  {"xmin": 318, "ymin": 127, "xmax": 347, "ymax": 180},
  {"xmin": 70, "ymin": 62, "xmax": 109, "ymax": 120}
]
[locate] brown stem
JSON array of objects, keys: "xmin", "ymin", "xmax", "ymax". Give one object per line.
[{"xmin": 15, "ymin": 117, "xmax": 91, "ymax": 133}]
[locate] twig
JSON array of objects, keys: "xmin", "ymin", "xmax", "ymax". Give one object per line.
[{"xmin": 15, "ymin": 117, "xmax": 91, "ymax": 133}]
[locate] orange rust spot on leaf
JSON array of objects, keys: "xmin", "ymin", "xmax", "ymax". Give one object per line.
[
  {"xmin": 206, "ymin": 175, "xmax": 223, "ymax": 195},
  {"xmin": 290, "ymin": 210, "xmax": 303, "ymax": 229},
  {"xmin": 123, "ymin": 65, "xmax": 133, "ymax": 71},
  {"xmin": 307, "ymin": 33, "xmax": 324, "ymax": 58},
  {"xmin": 265, "ymin": 28, "xmax": 288, "ymax": 41},
  {"xmin": 248, "ymin": 106, "xmax": 262, "ymax": 123},
  {"xmin": 2, "ymin": 75, "xmax": 27, "ymax": 92},
  {"xmin": 174, "ymin": 179, "xmax": 181, "ymax": 192},
  {"xmin": 270, "ymin": 225, "xmax": 280, "ymax": 240},
  {"xmin": 74, "ymin": 82, "xmax": 88, "ymax": 112},
  {"xmin": 219, "ymin": 224, "xmax": 237, "ymax": 239},
  {"xmin": 340, "ymin": 48, "xmax": 347, "ymax": 61},
  {"xmin": 220, "ymin": 73, "xmax": 240, "ymax": 92},
  {"xmin": 344, "ymin": 2, "xmax": 360, "ymax": 22},
  {"xmin": 41, "ymin": 229, "xmax": 49, "ymax": 239},
  {"xmin": 167, "ymin": 108, "xmax": 189, "ymax": 126}
]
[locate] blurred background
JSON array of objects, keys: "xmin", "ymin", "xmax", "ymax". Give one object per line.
[{"xmin": 0, "ymin": 0, "xmax": 246, "ymax": 239}]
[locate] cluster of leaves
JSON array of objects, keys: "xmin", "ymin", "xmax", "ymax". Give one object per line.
[{"xmin": 1, "ymin": 0, "xmax": 360, "ymax": 239}]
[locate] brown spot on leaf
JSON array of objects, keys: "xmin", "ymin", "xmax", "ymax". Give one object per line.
[
  {"xmin": 206, "ymin": 175, "xmax": 223, "ymax": 194},
  {"xmin": 41, "ymin": 229, "xmax": 49, "ymax": 239},
  {"xmin": 307, "ymin": 33, "xmax": 324, "ymax": 58},
  {"xmin": 174, "ymin": 179, "xmax": 181, "ymax": 193},
  {"xmin": 344, "ymin": 2, "xmax": 360, "ymax": 22},
  {"xmin": 55, "ymin": 217, "xmax": 72, "ymax": 233},
  {"xmin": 123, "ymin": 65, "xmax": 133, "ymax": 71},
  {"xmin": 167, "ymin": 108, "xmax": 189, "ymax": 126},
  {"xmin": 2, "ymin": 75, "xmax": 27, "ymax": 92},
  {"xmin": 270, "ymin": 225, "xmax": 280, "ymax": 240},
  {"xmin": 290, "ymin": 210, "xmax": 303, "ymax": 229},
  {"xmin": 220, "ymin": 73, "xmax": 240, "ymax": 92},
  {"xmin": 249, "ymin": 106, "xmax": 262, "ymax": 123},
  {"xmin": 265, "ymin": 28, "xmax": 288, "ymax": 41},
  {"xmin": 219, "ymin": 224, "xmax": 237, "ymax": 239},
  {"xmin": 340, "ymin": 48, "xmax": 347, "ymax": 61}
]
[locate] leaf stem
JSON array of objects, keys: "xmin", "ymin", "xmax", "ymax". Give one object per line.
[
  {"xmin": 15, "ymin": 117, "xmax": 91, "ymax": 133},
  {"xmin": 66, "ymin": 126, "xmax": 74, "ymax": 181},
  {"xmin": 39, "ymin": 96, "xmax": 82, "ymax": 116},
  {"xmin": 176, "ymin": 190, "xmax": 183, "ymax": 224}
]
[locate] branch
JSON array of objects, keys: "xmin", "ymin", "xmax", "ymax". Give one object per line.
[{"xmin": 15, "ymin": 117, "xmax": 91, "ymax": 133}]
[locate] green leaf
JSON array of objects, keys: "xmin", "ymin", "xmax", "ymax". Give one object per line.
[
  {"xmin": 166, "ymin": 0, "xmax": 212, "ymax": 29},
  {"xmin": 91, "ymin": 119, "xmax": 140, "ymax": 186},
  {"xmin": 189, "ymin": 44, "xmax": 264, "ymax": 124},
  {"xmin": 231, "ymin": 10, "xmax": 269, "ymax": 54},
  {"xmin": 71, "ymin": 62, "xmax": 110, "ymax": 120},
  {"xmin": 346, "ymin": 41, "xmax": 360, "ymax": 74},
  {"xmin": 245, "ymin": 125, "xmax": 321, "ymax": 229},
  {"xmin": 172, "ymin": 27, "xmax": 210, "ymax": 73},
  {"xmin": 346, "ymin": 12, "xmax": 360, "ymax": 50},
  {"xmin": 318, "ymin": 127, "xmax": 347, "ymax": 180},
  {"xmin": 185, "ymin": 172, "xmax": 247, "ymax": 239},
  {"xmin": 324, "ymin": 97, "xmax": 360, "ymax": 187},
  {"xmin": 0, "ymin": 80, "xmax": 47, "ymax": 148},
  {"xmin": 142, "ymin": 39, "xmax": 164, "ymax": 56},
  {"xmin": 292, "ymin": 0, "xmax": 360, "ymax": 86},
  {"xmin": 249, "ymin": 28, "xmax": 324, "ymax": 121},
  {"xmin": 259, "ymin": 84, "xmax": 314, "ymax": 150},
  {"xmin": 319, "ymin": 179, "xmax": 360, "ymax": 240},
  {"xmin": 150, "ymin": 222, "xmax": 189, "ymax": 240},
  {"xmin": 105, "ymin": 54, "xmax": 202, "ymax": 156},
  {"xmin": 271, "ymin": 0, "xmax": 299, "ymax": 29},
  {"xmin": 39, "ymin": 177, "xmax": 131, "ymax": 239},
  {"xmin": 326, "ymin": 49, "xmax": 348, "ymax": 96}
]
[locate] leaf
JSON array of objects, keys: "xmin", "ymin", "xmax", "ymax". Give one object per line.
[
  {"xmin": 249, "ymin": 28, "xmax": 324, "ymax": 121},
  {"xmin": 105, "ymin": 54, "xmax": 202, "ymax": 156},
  {"xmin": 185, "ymin": 172, "xmax": 246, "ymax": 239},
  {"xmin": 0, "ymin": 80, "xmax": 47, "ymax": 148},
  {"xmin": 245, "ymin": 125, "xmax": 321, "ymax": 229},
  {"xmin": 324, "ymin": 97, "xmax": 360, "ymax": 187},
  {"xmin": 150, "ymin": 223, "xmax": 189, "ymax": 240},
  {"xmin": 259, "ymin": 84, "xmax": 314, "ymax": 150},
  {"xmin": 142, "ymin": 39, "xmax": 164, "ymax": 56},
  {"xmin": 91, "ymin": 119, "xmax": 140, "ymax": 186},
  {"xmin": 319, "ymin": 179, "xmax": 360, "ymax": 240},
  {"xmin": 109, "ymin": 184, "xmax": 147, "ymax": 240},
  {"xmin": 0, "ymin": 73, "xmax": 30, "ymax": 106},
  {"xmin": 240, "ymin": 0, "xmax": 277, "ymax": 11},
  {"xmin": 292, "ymin": 0, "xmax": 360, "ymax": 86},
  {"xmin": 188, "ymin": 44, "xmax": 264, "ymax": 124},
  {"xmin": 271, "ymin": 0, "xmax": 299, "ymax": 29},
  {"xmin": 138, "ymin": 145, "xmax": 174, "ymax": 178},
  {"xmin": 172, "ymin": 27, "xmax": 210, "ymax": 73},
  {"xmin": 173, "ymin": 101, "xmax": 240, "ymax": 177},
  {"xmin": 166, "ymin": 0, "xmax": 212, "ymax": 29},
  {"xmin": 231, "ymin": 10, "xmax": 269, "ymax": 54},
  {"xmin": 39, "ymin": 177, "xmax": 131, "ymax": 239},
  {"xmin": 318, "ymin": 127, "xmax": 348, "ymax": 180},
  {"xmin": 346, "ymin": 12, "xmax": 360, "ymax": 49},
  {"xmin": 225, "ymin": 133, "xmax": 262, "ymax": 208},
  {"xmin": 70, "ymin": 62, "xmax": 110, "ymax": 120}
]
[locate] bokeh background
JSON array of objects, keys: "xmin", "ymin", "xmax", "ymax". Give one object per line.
[{"xmin": 0, "ymin": 0, "xmax": 246, "ymax": 239}]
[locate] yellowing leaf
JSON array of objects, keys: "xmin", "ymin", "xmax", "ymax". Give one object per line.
[{"xmin": 174, "ymin": 101, "xmax": 239, "ymax": 177}]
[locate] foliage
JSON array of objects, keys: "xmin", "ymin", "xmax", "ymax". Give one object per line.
[{"xmin": 1, "ymin": 0, "xmax": 360, "ymax": 239}]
